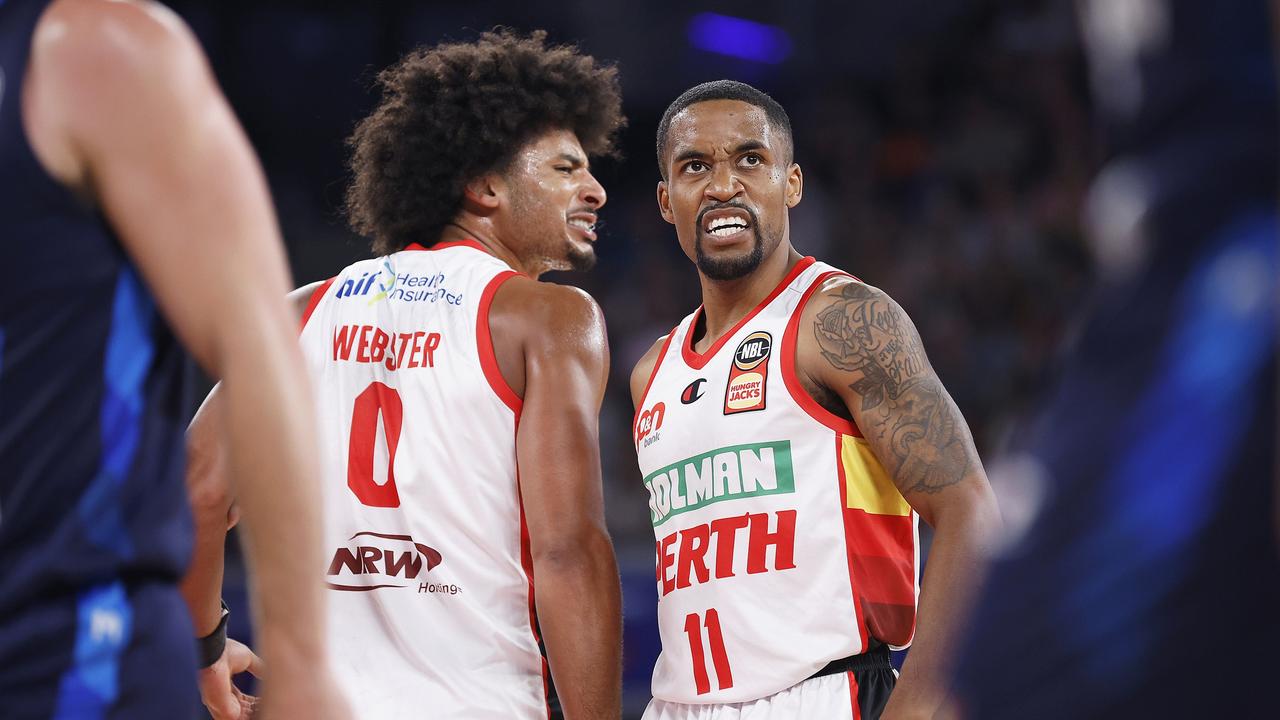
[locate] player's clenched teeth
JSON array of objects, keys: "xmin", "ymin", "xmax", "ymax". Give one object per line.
[{"xmin": 701, "ymin": 208, "xmax": 752, "ymax": 236}]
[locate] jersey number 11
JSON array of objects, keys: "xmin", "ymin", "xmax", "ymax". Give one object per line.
[{"xmin": 685, "ymin": 609, "xmax": 733, "ymax": 695}]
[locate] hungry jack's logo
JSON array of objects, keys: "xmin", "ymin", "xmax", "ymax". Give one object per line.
[
  {"xmin": 326, "ymin": 531, "xmax": 457, "ymax": 594},
  {"xmin": 724, "ymin": 331, "xmax": 771, "ymax": 415}
]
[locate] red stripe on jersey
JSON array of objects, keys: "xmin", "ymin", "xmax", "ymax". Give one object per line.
[
  {"xmin": 299, "ymin": 277, "xmax": 336, "ymax": 333},
  {"xmin": 680, "ymin": 256, "xmax": 816, "ymax": 370},
  {"xmin": 477, "ymin": 270, "xmax": 523, "ymax": 414},
  {"xmin": 514, "ymin": 461, "xmax": 553, "ymax": 719},
  {"xmin": 835, "ymin": 435, "xmax": 871, "ymax": 653},
  {"xmin": 405, "ymin": 238, "xmax": 492, "ymax": 254},
  {"xmin": 781, "ymin": 270, "xmax": 862, "ymax": 437},
  {"xmin": 844, "ymin": 511, "xmax": 917, "ymax": 647},
  {"xmin": 631, "ymin": 329, "xmax": 678, "ymax": 441},
  {"xmin": 847, "ymin": 670, "xmax": 862, "ymax": 720}
]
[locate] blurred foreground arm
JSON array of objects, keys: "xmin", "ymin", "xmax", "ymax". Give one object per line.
[
  {"xmin": 181, "ymin": 284, "xmax": 325, "ymax": 719},
  {"xmin": 27, "ymin": 2, "xmax": 347, "ymax": 717}
]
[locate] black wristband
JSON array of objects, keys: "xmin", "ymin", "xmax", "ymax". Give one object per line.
[{"xmin": 196, "ymin": 600, "xmax": 230, "ymax": 669}]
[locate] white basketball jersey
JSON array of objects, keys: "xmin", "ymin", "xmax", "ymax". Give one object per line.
[
  {"xmin": 299, "ymin": 240, "xmax": 548, "ymax": 720},
  {"xmin": 634, "ymin": 257, "xmax": 920, "ymax": 705}
]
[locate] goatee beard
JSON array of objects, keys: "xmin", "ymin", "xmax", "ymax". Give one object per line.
[
  {"xmin": 696, "ymin": 227, "xmax": 765, "ymax": 281},
  {"xmin": 566, "ymin": 243, "xmax": 597, "ymax": 272}
]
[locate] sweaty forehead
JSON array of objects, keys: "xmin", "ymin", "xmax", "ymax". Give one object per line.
[{"xmin": 665, "ymin": 100, "xmax": 780, "ymax": 159}]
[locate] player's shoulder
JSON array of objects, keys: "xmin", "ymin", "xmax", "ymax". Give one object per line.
[
  {"xmin": 492, "ymin": 276, "xmax": 605, "ymax": 355},
  {"xmin": 37, "ymin": 0, "xmax": 201, "ymax": 77},
  {"xmin": 629, "ymin": 332, "xmax": 671, "ymax": 405},
  {"xmin": 801, "ymin": 270, "xmax": 899, "ymax": 319}
]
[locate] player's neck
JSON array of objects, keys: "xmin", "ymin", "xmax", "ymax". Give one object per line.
[
  {"xmin": 438, "ymin": 222, "xmax": 542, "ymax": 277},
  {"xmin": 696, "ymin": 245, "xmax": 804, "ymax": 346}
]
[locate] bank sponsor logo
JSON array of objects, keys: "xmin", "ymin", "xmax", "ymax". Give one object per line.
[
  {"xmin": 643, "ymin": 440, "xmax": 794, "ymax": 527},
  {"xmin": 635, "ymin": 401, "xmax": 665, "ymax": 447},
  {"xmin": 325, "ymin": 531, "xmax": 459, "ymax": 595},
  {"xmin": 334, "ymin": 261, "xmax": 463, "ymax": 307},
  {"xmin": 723, "ymin": 331, "xmax": 771, "ymax": 415}
]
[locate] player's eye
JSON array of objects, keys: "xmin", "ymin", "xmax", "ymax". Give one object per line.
[
  {"xmin": 740, "ymin": 154, "xmax": 763, "ymax": 167},
  {"xmin": 684, "ymin": 160, "xmax": 708, "ymax": 174}
]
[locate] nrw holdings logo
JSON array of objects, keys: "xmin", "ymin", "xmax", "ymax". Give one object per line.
[{"xmin": 326, "ymin": 531, "xmax": 445, "ymax": 592}]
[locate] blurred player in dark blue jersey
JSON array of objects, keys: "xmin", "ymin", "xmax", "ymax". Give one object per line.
[
  {"xmin": 0, "ymin": 0, "xmax": 351, "ymax": 717},
  {"xmin": 955, "ymin": 0, "xmax": 1279, "ymax": 717}
]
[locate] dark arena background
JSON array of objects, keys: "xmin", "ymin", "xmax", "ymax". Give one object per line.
[{"xmin": 158, "ymin": 1, "xmax": 1276, "ymax": 717}]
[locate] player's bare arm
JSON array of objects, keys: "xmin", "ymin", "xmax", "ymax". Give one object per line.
[
  {"xmin": 491, "ymin": 277, "xmax": 623, "ymax": 720},
  {"xmin": 181, "ymin": 281, "xmax": 325, "ymax": 720},
  {"xmin": 26, "ymin": 2, "xmax": 348, "ymax": 717},
  {"xmin": 797, "ymin": 276, "xmax": 1000, "ymax": 719}
]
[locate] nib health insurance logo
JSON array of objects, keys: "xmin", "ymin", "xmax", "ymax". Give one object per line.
[{"xmin": 326, "ymin": 531, "xmax": 458, "ymax": 595}]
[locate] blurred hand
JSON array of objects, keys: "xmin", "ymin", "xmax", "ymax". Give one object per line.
[
  {"xmin": 197, "ymin": 638, "xmax": 261, "ymax": 720},
  {"xmin": 256, "ymin": 673, "xmax": 354, "ymax": 720}
]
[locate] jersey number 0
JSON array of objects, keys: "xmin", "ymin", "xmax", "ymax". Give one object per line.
[{"xmin": 347, "ymin": 381, "xmax": 403, "ymax": 507}]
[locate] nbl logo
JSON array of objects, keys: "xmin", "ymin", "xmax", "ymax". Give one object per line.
[
  {"xmin": 724, "ymin": 331, "xmax": 771, "ymax": 414},
  {"xmin": 734, "ymin": 333, "xmax": 771, "ymax": 369}
]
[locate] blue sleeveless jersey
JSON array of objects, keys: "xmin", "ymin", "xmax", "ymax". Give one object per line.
[{"xmin": 0, "ymin": 0, "xmax": 195, "ymax": 618}]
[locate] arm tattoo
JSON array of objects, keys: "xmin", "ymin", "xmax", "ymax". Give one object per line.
[{"xmin": 814, "ymin": 283, "xmax": 972, "ymax": 494}]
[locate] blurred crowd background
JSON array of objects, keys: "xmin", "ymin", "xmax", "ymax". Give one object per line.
[{"xmin": 167, "ymin": 0, "xmax": 1103, "ymax": 715}]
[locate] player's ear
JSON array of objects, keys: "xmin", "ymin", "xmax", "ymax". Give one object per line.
[
  {"xmin": 785, "ymin": 163, "xmax": 803, "ymax": 208},
  {"xmin": 657, "ymin": 180, "xmax": 674, "ymax": 224},
  {"xmin": 462, "ymin": 173, "xmax": 502, "ymax": 214}
]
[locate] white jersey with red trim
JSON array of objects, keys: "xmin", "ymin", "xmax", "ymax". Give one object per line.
[
  {"xmin": 634, "ymin": 257, "xmax": 920, "ymax": 705},
  {"xmin": 298, "ymin": 240, "xmax": 547, "ymax": 720}
]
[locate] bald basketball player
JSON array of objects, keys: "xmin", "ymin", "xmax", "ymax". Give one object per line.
[{"xmin": 632, "ymin": 80, "xmax": 1000, "ymax": 720}]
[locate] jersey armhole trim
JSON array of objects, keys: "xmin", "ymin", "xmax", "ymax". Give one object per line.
[
  {"xmin": 298, "ymin": 277, "xmax": 336, "ymax": 334},
  {"xmin": 781, "ymin": 270, "xmax": 862, "ymax": 437},
  {"xmin": 478, "ymin": 270, "xmax": 523, "ymax": 415},
  {"xmin": 631, "ymin": 327, "xmax": 678, "ymax": 438}
]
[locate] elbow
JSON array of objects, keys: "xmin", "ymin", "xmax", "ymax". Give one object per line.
[
  {"xmin": 530, "ymin": 526, "xmax": 617, "ymax": 574},
  {"xmin": 185, "ymin": 450, "xmax": 232, "ymax": 523}
]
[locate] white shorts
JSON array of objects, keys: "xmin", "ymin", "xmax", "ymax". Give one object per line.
[{"xmin": 642, "ymin": 671, "xmax": 874, "ymax": 720}]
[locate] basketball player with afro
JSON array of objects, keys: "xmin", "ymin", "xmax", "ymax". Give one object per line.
[{"xmin": 184, "ymin": 29, "xmax": 627, "ymax": 720}]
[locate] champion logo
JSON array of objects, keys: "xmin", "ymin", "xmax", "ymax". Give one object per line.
[{"xmin": 681, "ymin": 378, "xmax": 707, "ymax": 404}]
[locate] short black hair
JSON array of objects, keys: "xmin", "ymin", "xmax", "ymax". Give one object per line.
[
  {"xmin": 345, "ymin": 29, "xmax": 626, "ymax": 254},
  {"xmin": 655, "ymin": 80, "xmax": 792, "ymax": 179}
]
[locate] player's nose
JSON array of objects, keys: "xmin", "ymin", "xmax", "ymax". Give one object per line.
[
  {"xmin": 580, "ymin": 171, "xmax": 606, "ymax": 209},
  {"xmin": 704, "ymin": 163, "xmax": 743, "ymax": 202}
]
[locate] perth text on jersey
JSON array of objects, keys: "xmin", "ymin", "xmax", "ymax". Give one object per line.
[
  {"xmin": 655, "ymin": 509, "xmax": 797, "ymax": 597},
  {"xmin": 334, "ymin": 260, "xmax": 463, "ymax": 306},
  {"xmin": 644, "ymin": 440, "xmax": 795, "ymax": 527},
  {"xmin": 325, "ymin": 531, "xmax": 459, "ymax": 595}
]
